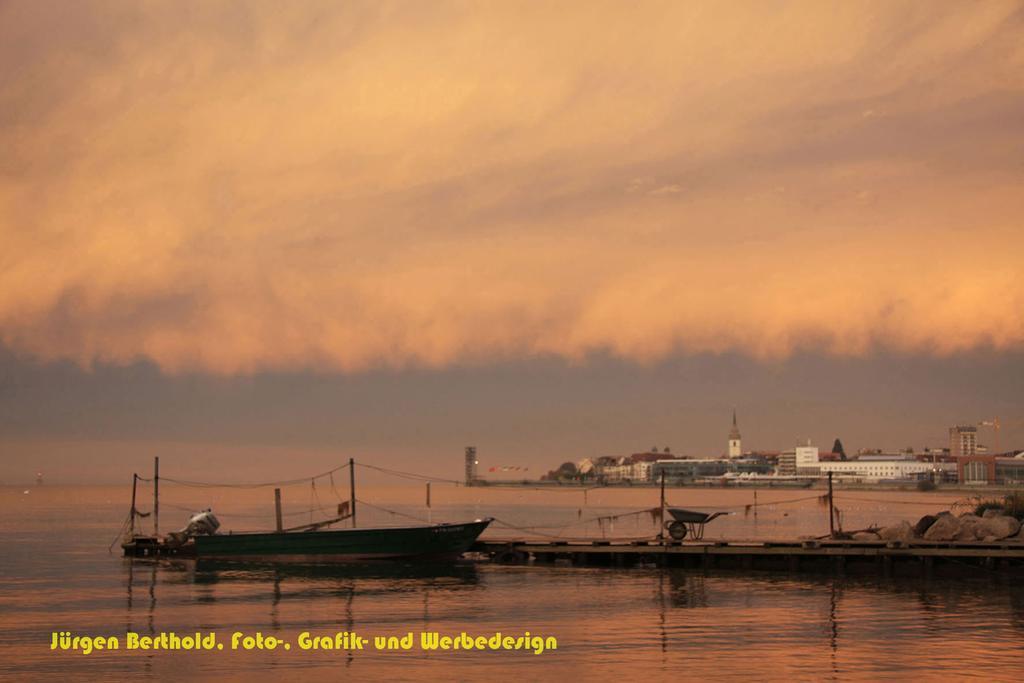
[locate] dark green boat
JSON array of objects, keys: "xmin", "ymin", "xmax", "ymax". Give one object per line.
[
  {"xmin": 119, "ymin": 458, "xmax": 492, "ymax": 563},
  {"xmin": 192, "ymin": 518, "xmax": 493, "ymax": 562}
]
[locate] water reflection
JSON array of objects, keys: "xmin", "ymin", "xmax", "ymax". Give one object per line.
[
  {"xmin": 667, "ymin": 572, "xmax": 709, "ymax": 608},
  {"xmin": 6, "ymin": 487, "xmax": 1024, "ymax": 681},
  {"xmin": 123, "ymin": 558, "xmax": 480, "ymax": 614},
  {"xmin": 829, "ymin": 580, "xmax": 840, "ymax": 677},
  {"xmin": 190, "ymin": 559, "xmax": 481, "ymax": 585},
  {"xmin": 640, "ymin": 566, "xmax": 1024, "ymax": 679},
  {"xmin": 124, "ymin": 559, "xmax": 158, "ymax": 637}
]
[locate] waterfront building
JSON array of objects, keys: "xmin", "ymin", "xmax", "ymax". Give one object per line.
[
  {"xmin": 781, "ymin": 443, "xmax": 955, "ymax": 482},
  {"xmin": 818, "ymin": 459, "xmax": 952, "ymax": 481},
  {"xmin": 591, "ymin": 453, "xmax": 665, "ymax": 483},
  {"xmin": 750, "ymin": 451, "xmax": 781, "ymax": 468},
  {"xmin": 777, "ymin": 450, "xmax": 796, "ymax": 476},
  {"xmin": 575, "ymin": 458, "xmax": 597, "ymax": 479},
  {"xmin": 631, "ymin": 461, "xmax": 654, "ymax": 482},
  {"xmin": 956, "ymin": 454, "xmax": 1024, "ymax": 485},
  {"xmin": 949, "ymin": 425, "xmax": 977, "ymax": 458},
  {"xmin": 653, "ymin": 459, "xmax": 730, "ymax": 482},
  {"xmin": 795, "ymin": 446, "xmax": 819, "ymax": 474},
  {"xmin": 600, "ymin": 462, "xmax": 632, "ymax": 482},
  {"xmin": 652, "ymin": 457, "xmax": 772, "ymax": 483}
]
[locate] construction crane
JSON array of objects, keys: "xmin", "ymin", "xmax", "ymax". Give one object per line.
[{"xmin": 979, "ymin": 417, "xmax": 1024, "ymax": 456}]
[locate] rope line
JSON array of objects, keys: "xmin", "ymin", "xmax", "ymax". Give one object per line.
[
  {"xmin": 836, "ymin": 495, "xmax": 956, "ymax": 507},
  {"xmin": 355, "ymin": 462, "xmax": 461, "ymax": 484},
  {"xmin": 108, "ymin": 513, "xmax": 131, "ymax": 553},
  {"xmin": 159, "ymin": 500, "xmax": 316, "ymax": 520},
  {"xmin": 355, "ymin": 498, "xmax": 432, "ymax": 524},
  {"xmin": 665, "ymin": 494, "xmax": 823, "ymax": 511},
  {"xmin": 491, "ymin": 517, "xmax": 589, "ymax": 540},
  {"xmin": 489, "ymin": 517, "xmax": 657, "ymax": 542},
  {"xmin": 161, "ymin": 463, "xmax": 349, "ymax": 489}
]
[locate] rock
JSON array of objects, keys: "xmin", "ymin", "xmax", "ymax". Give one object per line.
[
  {"xmin": 982, "ymin": 508, "xmax": 1006, "ymax": 519},
  {"xmin": 913, "ymin": 515, "xmax": 938, "ymax": 537},
  {"xmin": 954, "ymin": 514, "xmax": 983, "ymax": 541},
  {"xmin": 878, "ymin": 521, "xmax": 914, "ymax": 542},
  {"xmin": 852, "ymin": 531, "xmax": 880, "ymax": 541},
  {"xmin": 924, "ymin": 513, "xmax": 961, "ymax": 541},
  {"xmin": 955, "ymin": 519, "xmax": 981, "ymax": 541},
  {"xmin": 975, "ymin": 514, "xmax": 1021, "ymax": 540}
]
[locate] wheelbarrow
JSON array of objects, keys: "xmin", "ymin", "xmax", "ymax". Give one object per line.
[{"xmin": 664, "ymin": 508, "xmax": 728, "ymax": 540}]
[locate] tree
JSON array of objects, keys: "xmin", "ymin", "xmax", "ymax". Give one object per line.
[
  {"xmin": 555, "ymin": 462, "xmax": 577, "ymax": 479},
  {"xmin": 832, "ymin": 438, "xmax": 847, "ymax": 461}
]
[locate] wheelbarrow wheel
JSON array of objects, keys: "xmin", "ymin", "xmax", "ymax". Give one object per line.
[{"xmin": 667, "ymin": 521, "xmax": 687, "ymax": 540}]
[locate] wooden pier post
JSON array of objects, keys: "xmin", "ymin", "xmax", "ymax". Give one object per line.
[
  {"xmin": 827, "ymin": 472, "xmax": 835, "ymax": 538},
  {"xmin": 349, "ymin": 458, "xmax": 357, "ymax": 528},
  {"xmin": 274, "ymin": 488, "xmax": 283, "ymax": 532},
  {"xmin": 659, "ymin": 470, "xmax": 666, "ymax": 545},
  {"xmin": 154, "ymin": 457, "xmax": 160, "ymax": 538},
  {"xmin": 129, "ymin": 473, "xmax": 138, "ymax": 538},
  {"xmin": 426, "ymin": 482, "xmax": 431, "ymax": 525}
]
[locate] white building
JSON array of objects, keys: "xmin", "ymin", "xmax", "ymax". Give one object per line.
[
  {"xmin": 601, "ymin": 464, "xmax": 632, "ymax": 482},
  {"xmin": 795, "ymin": 446, "xmax": 819, "ymax": 472},
  {"xmin": 631, "ymin": 461, "xmax": 654, "ymax": 482},
  {"xmin": 784, "ymin": 443, "xmax": 952, "ymax": 481},
  {"xmin": 819, "ymin": 460, "xmax": 953, "ymax": 481}
]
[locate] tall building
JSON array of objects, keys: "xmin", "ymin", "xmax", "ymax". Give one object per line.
[
  {"xmin": 464, "ymin": 446, "xmax": 478, "ymax": 485},
  {"xmin": 728, "ymin": 410, "xmax": 742, "ymax": 458},
  {"xmin": 795, "ymin": 445, "xmax": 820, "ymax": 473},
  {"xmin": 949, "ymin": 426, "xmax": 977, "ymax": 458}
]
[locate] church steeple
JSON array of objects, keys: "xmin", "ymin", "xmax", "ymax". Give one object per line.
[{"xmin": 728, "ymin": 409, "xmax": 742, "ymax": 457}]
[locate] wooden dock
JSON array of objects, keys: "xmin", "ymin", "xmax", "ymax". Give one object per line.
[{"xmin": 471, "ymin": 538, "xmax": 1024, "ymax": 577}]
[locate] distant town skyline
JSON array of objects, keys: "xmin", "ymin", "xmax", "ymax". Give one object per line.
[{"xmin": 1, "ymin": 347, "xmax": 1020, "ymax": 484}]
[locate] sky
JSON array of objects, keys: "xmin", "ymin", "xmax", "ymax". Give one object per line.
[{"xmin": 1, "ymin": 1, "xmax": 1022, "ymax": 484}]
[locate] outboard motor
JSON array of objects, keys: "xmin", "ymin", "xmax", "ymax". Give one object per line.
[
  {"xmin": 183, "ymin": 510, "xmax": 221, "ymax": 537},
  {"xmin": 165, "ymin": 509, "xmax": 221, "ymax": 547}
]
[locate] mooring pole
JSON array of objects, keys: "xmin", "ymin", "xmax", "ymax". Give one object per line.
[
  {"xmin": 349, "ymin": 458, "xmax": 357, "ymax": 528},
  {"xmin": 154, "ymin": 457, "xmax": 160, "ymax": 538},
  {"xmin": 754, "ymin": 488, "xmax": 758, "ymax": 520},
  {"xmin": 129, "ymin": 473, "xmax": 138, "ymax": 538},
  {"xmin": 827, "ymin": 471, "xmax": 835, "ymax": 538},
  {"xmin": 659, "ymin": 470, "xmax": 666, "ymax": 544},
  {"xmin": 274, "ymin": 488, "xmax": 283, "ymax": 532}
]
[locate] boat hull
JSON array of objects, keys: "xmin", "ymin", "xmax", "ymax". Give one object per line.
[{"xmin": 193, "ymin": 519, "xmax": 492, "ymax": 562}]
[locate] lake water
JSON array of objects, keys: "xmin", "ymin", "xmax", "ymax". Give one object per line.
[{"xmin": 3, "ymin": 483, "xmax": 1023, "ymax": 681}]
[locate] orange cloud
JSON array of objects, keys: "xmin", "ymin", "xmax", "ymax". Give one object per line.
[{"xmin": 1, "ymin": 2, "xmax": 1022, "ymax": 373}]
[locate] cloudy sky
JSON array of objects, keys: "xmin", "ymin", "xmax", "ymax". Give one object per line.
[{"xmin": 1, "ymin": 1, "xmax": 1022, "ymax": 483}]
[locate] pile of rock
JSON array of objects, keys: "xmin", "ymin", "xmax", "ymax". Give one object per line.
[{"xmin": 851, "ymin": 509, "xmax": 1023, "ymax": 542}]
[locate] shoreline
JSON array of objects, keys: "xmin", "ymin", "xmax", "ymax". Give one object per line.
[{"xmin": 470, "ymin": 480, "xmax": 1022, "ymax": 494}]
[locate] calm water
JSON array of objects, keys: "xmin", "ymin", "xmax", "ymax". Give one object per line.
[{"xmin": 3, "ymin": 484, "xmax": 1024, "ymax": 681}]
